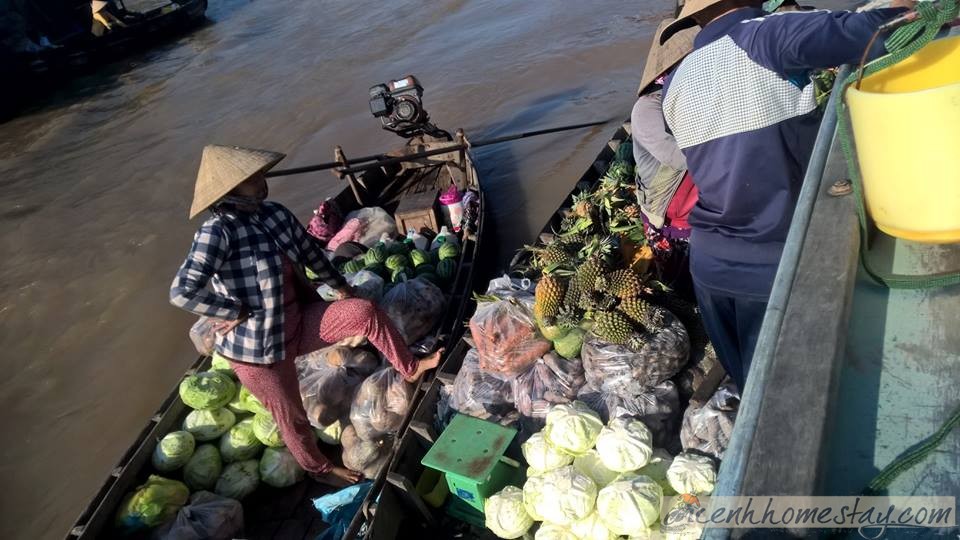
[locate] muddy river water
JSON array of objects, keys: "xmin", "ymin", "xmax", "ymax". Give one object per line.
[{"xmin": 0, "ymin": 0, "xmax": 852, "ymax": 537}]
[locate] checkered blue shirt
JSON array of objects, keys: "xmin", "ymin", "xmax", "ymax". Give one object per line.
[{"xmin": 170, "ymin": 201, "xmax": 346, "ymax": 364}]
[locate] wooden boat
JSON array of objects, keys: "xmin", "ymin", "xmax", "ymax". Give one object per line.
[{"xmin": 65, "ymin": 129, "xmax": 485, "ymax": 540}]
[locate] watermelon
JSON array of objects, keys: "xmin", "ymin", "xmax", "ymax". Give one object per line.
[
  {"xmin": 363, "ymin": 245, "xmax": 386, "ymax": 266},
  {"xmin": 437, "ymin": 259, "xmax": 456, "ymax": 282},
  {"xmin": 438, "ymin": 242, "xmax": 459, "ymax": 261},
  {"xmin": 342, "ymin": 259, "xmax": 365, "ymax": 275},
  {"xmin": 391, "ymin": 268, "xmax": 412, "ymax": 283},
  {"xmin": 364, "ymin": 263, "xmax": 388, "ymax": 279},
  {"xmin": 415, "ymin": 264, "xmax": 436, "ymax": 276},
  {"xmin": 410, "ymin": 249, "xmax": 429, "ymax": 267},
  {"xmin": 387, "ymin": 242, "xmax": 409, "ymax": 256},
  {"xmin": 385, "ymin": 254, "xmax": 410, "ymax": 272}
]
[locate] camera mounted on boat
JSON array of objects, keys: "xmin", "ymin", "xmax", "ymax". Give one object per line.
[{"xmin": 368, "ymin": 75, "xmax": 451, "ymax": 140}]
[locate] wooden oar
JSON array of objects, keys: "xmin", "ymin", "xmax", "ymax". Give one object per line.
[{"xmin": 264, "ymin": 119, "xmax": 611, "ymax": 178}]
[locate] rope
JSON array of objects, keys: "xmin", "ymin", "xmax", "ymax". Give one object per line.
[{"xmin": 836, "ymin": 0, "xmax": 960, "ymax": 289}]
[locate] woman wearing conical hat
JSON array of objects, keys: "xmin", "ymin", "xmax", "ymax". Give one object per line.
[{"xmin": 170, "ymin": 145, "xmax": 443, "ymax": 486}]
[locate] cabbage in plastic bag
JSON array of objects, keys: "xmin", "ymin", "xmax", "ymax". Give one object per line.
[
  {"xmin": 251, "ymin": 412, "xmax": 284, "ymax": 448},
  {"xmin": 183, "ymin": 408, "xmax": 236, "ymax": 442},
  {"xmin": 595, "ymin": 417, "xmax": 654, "ymax": 473},
  {"xmin": 544, "ymin": 401, "xmax": 603, "ymax": 456},
  {"xmin": 115, "ymin": 475, "xmax": 190, "ymax": 533},
  {"xmin": 179, "ymin": 372, "xmax": 238, "ymax": 411},
  {"xmin": 296, "ymin": 350, "xmax": 366, "ymax": 428},
  {"xmin": 379, "ymin": 278, "xmax": 445, "ymax": 345},
  {"xmin": 572, "ymin": 450, "xmax": 620, "ymax": 488},
  {"xmin": 349, "ymin": 367, "xmax": 414, "ymax": 441},
  {"xmin": 151, "ymin": 431, "xmax": 195, "ymax": 473},
  {"xmin": 184, "ymin": 444, "xmax": 223, "ymax": 491},
  {"xmin": 215, "ymin": 459, "xmax": 260, "ymax": 500},
  {"xmin": 219, "ymin": 417, "xmax": 264, "ymax": 462},
  {"xmin": 637, "ymin": 448, "xmax": 676, "ymax": 495},
  {"xmin": 666, "ymin": 452, "xmax": 716, "ymax": 495},
  {"xmin": 569, "ymin": 511, "xmax": 617, "ymax": 540},
  {"xmin": 511, "ymin": 353, "xmax": 586, "ymax": 421},
  {"xmin": 534, "ymin": 524, "xmax": 579, "ymax": 540},
  {"xmin": 596, "ymin": 475, "xmax": 663, "ymax": 536},
  {"xmin": 522, "ymin": 465, "xmax": 597, "ymax": 526},
  {"xmin": 469, "ymin": 294, "xmax": 552, "ymax": 378},
  {"xmin": 485, "ymin": 485, "xmax": 533, "ymax": 539},
  {"xmin": 259, "ymin": 447, "xmax": 305, "ymax": 488},
  {"xmin": 522, "ymin": 432, "xmax": 573, "ymax": 474},
  {"xmin": 153, "ymin": 491, "xmax": 243, "ymax": 540},
  {"xmin": 449, "ymin": 348, "xmax": 515, "ymax": 423}
]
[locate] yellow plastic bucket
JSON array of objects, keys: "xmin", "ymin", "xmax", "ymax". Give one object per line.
[{"xmin": 846, "ymin": 35, "xmax": 960, "ymax": 243}]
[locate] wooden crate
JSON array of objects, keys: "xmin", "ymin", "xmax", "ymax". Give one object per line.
[{"xmin": 395, "ymin": 190, "xmax": 440, "ymax": 235}]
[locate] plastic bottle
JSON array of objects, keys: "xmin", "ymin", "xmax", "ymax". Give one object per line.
[
  {"xmin": 406, "ymin": 228, "xmax": 428, "ymax": 251},
  {"xmin": 430, "ymin": 226, "xmax": 460, "ymax": 250},
  {"xmin": 378, "ymin": 232, "xmax": 396, "ymax": 249}
]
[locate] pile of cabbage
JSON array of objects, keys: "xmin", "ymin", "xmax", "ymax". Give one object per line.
[{"xmin": 484, "ymin": 401, "xmax": 718, "ymax": 540}]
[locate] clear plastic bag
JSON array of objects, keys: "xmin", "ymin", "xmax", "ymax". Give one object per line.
[
  {"xmin": 581, "ymin": 316, "xmax": 689, "ymax": 390},
  {"xmin": 189, "ymin": 317, "xmax": 218, "ymax": 356},
  {"xmin": 341, "ymin": 425, "xmax": 393, "ymax": 479},
  {"xmin": 295, "ymin": 350, "xmax": 366, "ymax": 428},
  {"xmin": 576, "ymin": 381, "xmax": 679, "ymax": 447},
  {"xmin": 379, "ymin": 277, "xmax": 445, "ymax": 345},
  {"xmin": 469, "ymin": 294, "xmax": 552, "ymax": 379},
  {"xmin": 311, "ymin": 346, "xmax": 380, "ymax": 374},
  {"xmin": 511, "ymin": 353, "xmax": 587, "ymax": 420},
  {"xmin": 448, "ymin": 348, "xmax": 516, "ymax": 423},
  {"xmin": 349, "ymin": 367, "xmax": 415, "ymax": 441},
  {"xmin": 680, "ymin": 383, "xmax": 739, "ymax": 460},
  {"xmin": 317, "ymin": 270, "xmax": 386, "ymax": 303},
  {"xmin": 344, "ymin": 207, "xmax": 398, "ymax": 248},
  {"xmin": 153, "ymin": 491, "xmax": 243, "ymax": 540}
]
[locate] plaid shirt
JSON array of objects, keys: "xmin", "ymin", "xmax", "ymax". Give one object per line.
[{"xmin": 170, "ymin": 201, "xmax": 346, "ymax": 364}]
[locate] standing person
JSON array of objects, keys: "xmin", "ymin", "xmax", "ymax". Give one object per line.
[
  {"xmin": 170, "ymin": 145, "xmax": 442, "ymax": 486},
  {"xmin": 658, "ymin": 0, "xmax": 914, "ymax": 390}
]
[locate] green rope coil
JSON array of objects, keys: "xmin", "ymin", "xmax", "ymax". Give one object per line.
[{"xmin": 836, "ymin": 0, "xmax": 960, "ymax": 290}]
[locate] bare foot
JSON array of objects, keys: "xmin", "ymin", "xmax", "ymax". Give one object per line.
[
  {"xmin": 404, "ymin": 347, "xmax": 445, "ymax": 382},
  {"xmin": 311, "ymin": 466, "xmax": 362, "ymax": 488}
]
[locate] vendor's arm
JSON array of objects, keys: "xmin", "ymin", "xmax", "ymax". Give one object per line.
[
  {"xmin": 632, "ymin": 92, "xmax": 686, "ymax": 171},
  {"xmin": 282, "ymin": 205, "xmax": 348, "ymax": 291},
  {"xmin": 170, "ymin": 221, "xmax": 244, "ymax": 319},
  {"xmin": 752, "ymin": 6, "xmax": 911, "ymax": 74}
]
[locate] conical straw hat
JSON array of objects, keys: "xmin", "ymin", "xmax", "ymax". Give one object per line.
[
  {"xmin": 189, "ymin": 145, "xmax": 285, "ymax": 219},
  {"xmin": 638, "ymin": 19, "xmax": 699, "ymax": 96},
  {"xmin": 660, "ymin": 0, "xmax": 733, "ymax": 44},
  {"xmin": 91, "ymin": 0, "xmax": 109, "ymax": 13}
]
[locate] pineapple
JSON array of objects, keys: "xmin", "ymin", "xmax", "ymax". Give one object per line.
[
  {"xmin": 575, "ymin": 256, "xmax": 608, "ymax": 294},
  {"xmin": 578, "ymin": 289, "xmax": 615, "ymax": 313},
  {"xmin": 572, "ymin": 191, "xmax": 596, "ymax": 219},
  {"xmin": 622, "ymin": 204, "xmax": 642, "ymax": 221},
  {"xmin": 562, "ymin": 277, "xmax": 581, "ymax": 309},
  {"xmin": 618, "ymin": 296, "xmax": 652, "ymax": 326},
  {"xmin": 534, "ymin": 274, "xmax": 566, "ymax": 322},
  {"xmin": 530, "ymin": 241, "xmax": 573, "ymax": 269},
  {"xmin": 593, "ymin": 310, "xmax": 635, "ymax": 345},
  {"xmin": 595, "ymin": 269, "xmax": 643, "ymax": 299}
]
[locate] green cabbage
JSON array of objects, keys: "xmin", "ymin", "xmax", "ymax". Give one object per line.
[
  {"xmin": 315, "ymin": 420, "xmax": 343, "ymax": 445},
  {"xmin": 236, "ymin": 386, "xmax": 269, "ymax": 415},
  {"xmin": 484, "ymin": 485, "xmax": 533, "ymax": 539},
  {"xmin": 544, "ymin": 401, "xmax": 603, "ymax": 456},
  {"xmin": 637, "ymin": 448, "xmax": 675, "ymax": 495},
  {"xmin": 553, "ymin": 328, "xmax": 585, "ymax": 360},
  {"xmin": 259, "ymin": 447, "xmax": 305, "ymax": 488},
  {"xmin": 666, "ymin": 452, "xmax": 716, "ymax": 495},
  {"xmin": 523, "ymin": 465, "xmax": 597, "ymax": 526},
  {"xmin": 151, "ymin": 430, "xmax": 196, "ymax": 472},
  {"xmin": 179, "ymin": 372, "xmax": 237, "ymax": 410},
  {"xmin": 215, "ymin": 459, "xmax": 260, "ymax": 500},
  {"xmin": 595, "ymin": 417, "xmax": 654, "ymax": 473},
  {"xmin": 183, "ymin": 407, "xmax": 236, "ymax": 441},
  {"xmin": 209, "ymin": 353, "xmax": 237, "ymax": 379},
  {"xmin": 569, "ymin": 511, "xmax": 617, "ymax": 540},
  {"xmin": 252, "ymin": 412, "xmax": 284, "ymax": 447},
  {"xmin": 220, "ymin": 417, "xmax": 264, "ymax": 462},
  {"xmin": 572, "ymin": 450, "xmax": 620, "ymax": 488},
  {"xmin": 522, "ymin": 432, "xmax": 573, "ymax": 474},
  {"xmin": 184, "ymin": 444, "xmax": 222, "ymax": 491},
  {"xmin": 534, "ymin": 524, "xmax": 579, "ymax": 540},
  {"xmin": 114, "ymin": 475, "xmax": 189, "ymax": 533},
  {"xmin": 596, "ymin": 475, "xmax": 662, "ymax": 536}
]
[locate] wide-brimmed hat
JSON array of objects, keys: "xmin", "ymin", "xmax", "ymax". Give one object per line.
[
  {"xmin": 638, "ymin": 19, "xmax": 699, "ymax": 96},
  {"xmin": 189, "ymin": 145, "xmax": 285, "ymax": 218},
  {"xmin": 660, "ymin": 0, "xmax": 739, "ymax": 44},
  {"xmin": 91, "ymin": 0, "xmax": 109, "ymax": 13}
]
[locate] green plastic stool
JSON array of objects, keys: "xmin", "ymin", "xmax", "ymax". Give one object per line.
[{"xmin": 421, "ymin": 414, "xmax": 520, "ymax": 511}]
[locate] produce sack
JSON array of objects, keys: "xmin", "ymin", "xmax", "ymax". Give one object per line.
[
  {"xmin": 595, "ymin": 475, "xmax": 663, "ymax": 536},
  {"xmin": 523, "ymin": 465, "xmax": 598, "ymax": 526},
  {"xmin": 521, "ymin": 432, "xmax": 573, "ymax": 474},
  {"xmin": 570, "ymin": 511, "xmax": 618, "ymax": 540},
  {"xmin": 535, "ymin": 524, "xmax": 579, "ymax": 540},
  {"xmin": 349, "ymin": 367, "xmax": 414, "ymax": 441},
  {"xmin": 259, "ymin": 447, "xmax": 305, "ymax": 488},
  {"xmin": 448, "ymin": 348, "xmax": 515, "ymax": 423},
  {"xmin": 296, "ymin": 350, "xmax": 366, "ymax": 428},
  {"xmin": 680, "ymin": 383, "xmax": 739, "ymax": 460},
  {"xmin": 344, "ymin": 207, "xmax": 397, "ymax": 247},
  {"xmin": 666, "ymin": 452, "xmax": 716, "ymax": 495},
  {"xmin": 183, "ymin": 408, "xmax": 236, "ymax": 442},
  {"xmin": 379, "ymin": 277, "xmax": 445, "ymax": 344},
  {"xmin": 511, "ymin": 353, "xmax": 586, "ymax": 421},
  {"xmin": 115, "ymin": 475, "xmax": 190, "ymax": 533},
  {"xmin": 484, "ymin": 485, "xmax": 533, "ymax": 539},
  {"xmin": 152, "ymin": 431, "xmax": 196, "ymax": 473},
  {"xmin": 189, "ymin": 317, "xmax": 218, "ymax": 356},
  {"xmin": 179, "ymin": 372, "xmax": 237, "ymax": 411},
  {"xmin": 251, "ymin": 412, "xmax": 284, "ymax": 448},
  {"xmin": 341, "ymin": 425, "xmax": 392, "ymax": 478},
  {"xmin": 572, "ymin": 450, "xmax": 620, "ymax": 488},
  {"xmin": 576, "ymin": 382, "xmax": 679, "ymax": 447},
  {"xmin": 470, "ymin": 294, "xmax": 551, "ymax": 379},
  {"xmin": 307, "ymin": 199, "xmax": 344, "ymax": 244},
  {"xmin": 581, "ymin": 316, "xmax": 689, "ymax": 389},
  {"xmin": 153, "ymin": 491, "xmax": 243, "ymax": 540},
  {"xmin": 595, "ymin": 417, "xmax": 654, "ymax": 473},
  {"xmin": 219, "ymin": 418, "xmax": 263, "ymax": 463},
  {"xmin": 543, "ymin": 401, "xmax": 603, "ymax": 456},
  {"xmin": 184, "ymin": 444, "xmax": 223, "ymax": 491},
  {"xmin": 214, "ymin": 459, "xmax": 260, "ymax": 500}
]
